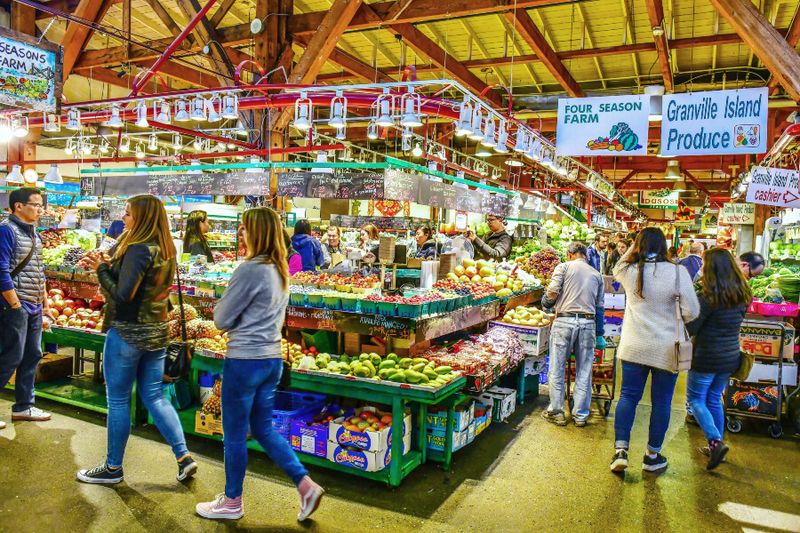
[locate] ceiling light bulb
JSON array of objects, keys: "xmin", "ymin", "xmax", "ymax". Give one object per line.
[
  {"xmin": 174, "ymin": 99, "xmax": 190, "ymax": 122},
  {"xmin": 367, "ymin": 121, "xmax": 378, "ymax": 140},
  {"xmin": 135, "ymin": 100, "xmax": 149, "ymax": 128},
  {"xmin": 172, "ymin": 133, "xmax": 182, "ymax": 150},
  {"xmin": 43, "ymin": 164, "xmax": 63, "ymax": 184},
  {"xmin": 328, "ymin": 91, "xmax": 347, "ymax": 128},
  {"xmin": 293, "ymin": 91, "xmax": 312, "ymax": 131},
  {"xmin": 120, "ymin": 135, "xmax": 130, "ymax": 153},
  {"xmin": 221, "ymin": 93, "xmax": 238, "ymax": 120},
  {"xmin": 23, "ymin": 168, "xmax": 38, "ymax": 184},
  {"xmin": 411, "ymin": 143, "xmax": 423, "ymax": 157},
  {"xmin": 148, "ymin": 133, "xmax": 158, "ymax": 151},
  {"xmin": 107, "ymin": 105, "xmax": 123, "ymax": 128},
  {"xmin": 135, "ymin": 143, "xmax": 145, "ymax": 159},
  {"xmin": 12, "ymin": 117, "xmax": 28, "ymax": 138}
]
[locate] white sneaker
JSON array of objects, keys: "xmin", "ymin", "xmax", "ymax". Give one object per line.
[
  {"xmin": 297, "ymin": 477, "xmax": 324, "ymax": 522},
  {"xmin": 0, "ymin": 420, "xmax": 6, "ymax": 429},
  {"xmin": 11, "ymin": 406, "xmax": 51, "ymax": 421},
  {"xmin": 196, "ymin": 494, "xmax": 243, "ymax": 520}
]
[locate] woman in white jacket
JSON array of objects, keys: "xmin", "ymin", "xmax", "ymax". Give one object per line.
[{"xmin": 610, "ymin": 227, "xmax": 700, "ymax": 475}]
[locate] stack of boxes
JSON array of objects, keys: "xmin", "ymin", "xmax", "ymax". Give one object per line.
[
  {"xmin": 425, "ymin": 399, "xmax": 495, "ymax": 453},
  {"xmin": 325, "ymin": 407, "xmax": 412, "ymax": 472},
  {"xmin": 602, "ymin": 276, "xmax": 625, "ymax": 340}
]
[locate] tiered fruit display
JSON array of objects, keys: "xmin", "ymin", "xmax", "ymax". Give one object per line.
[
  {"xmin": 501, "ymin": 305, "xmax": 553, "ymax": 327},
  {"xmin": 201, "ymin": 378, "xmax": 222, "ymax": 415},
  {"xmin": 443, "ymin": 258, "xmax": 537, "ymax": 297},
  {"xmin": 282, "ymin": 338, "xmax": 305, "ymax": 363},
  {"xmin": 514, "ymin": 248, "xmax": 561, "ymax": 285},
  {"xmin": 47, "ymin": 289, "xmax": 104, "ymax": 331},
  {"xmin": 293, "ymin": 351, "xmax": 460, "ymax": 388}
]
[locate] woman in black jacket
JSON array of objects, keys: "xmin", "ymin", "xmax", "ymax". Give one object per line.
[
  {"xmin": 686, "ymin": 248, "xmax": 752, "ymax": 470},
  {"xmin": 184, "ymin": 210, "xmax": 214, "ymax": 262}
]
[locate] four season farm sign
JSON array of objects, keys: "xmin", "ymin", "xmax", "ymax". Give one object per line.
[
  {"xmin": 0, "ymin": 27, "xmax": 62, "ymax": 113},
  {"xmin": 556, "ymin": 95, "xmax": 650, "ymax": 156}
]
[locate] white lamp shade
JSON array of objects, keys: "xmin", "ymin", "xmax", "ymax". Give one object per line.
[
  {"xmin": 44, "ymin": 164, "xmax": 63, "ymax": 184},
  {"xmin": 6, "ymin": 165, "xmax": 24, "ymax": 184}
]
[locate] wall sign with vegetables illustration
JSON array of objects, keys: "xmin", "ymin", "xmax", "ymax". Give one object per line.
[
  {"xmin": 0, "ymin": 27, "xmax": 62, "ymax": 113},
  {"xmin": 586, "ymin": 122, "xmax": 642, "ymax": 152}
]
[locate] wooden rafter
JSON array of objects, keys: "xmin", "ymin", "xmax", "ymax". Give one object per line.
[
  {"xmin": 142, "ymin": 0, "xmax": 184, "ymax": 37},
  {"xmin": 210, "ymin": 0, "xmax": 238, "ymax": 28},
  {"xmin": 388, "ymin": 22, "xmax": 503, "ymax": 106},
  {"xmin": 496, "ymin": 14, "xmax": 542, "ymax": 92},
  {"xmin": 175, "ymin": 0, "xmax": 237, "ymax": 85},
  {"xmin": 620, "ymin": 0, "xmax": 641, "ymax": 89},
  {"xmin": 361, "ymin": 31, "xmax": 400, "ymax": 66},
  {"xmin": 644, "ymin": 0, "xmax": 673, "ymax": 91},
  {"xmin": 384, "ymin": 0, "xmax": 415, "ymax": 21},
  {"xmin": 503, "ymin": 9, "xmax": 583, "ymax": 96},
  {"xmin": 294, "ymin": 35, "xmax": 392, "ymax": 82},
  {"xmin": 460, "ymin": 19, "xmax": 508, "ymax": 87},
  {"xmin": 768, "ymin": 2, "xmax": 800, "ymax": 95},
  {"xmin": 710, "ymin": 0, "xmax": 800, "ymax": 101},
  {"xmin": 61, "ymin": 0, "xmax": 111, "ymax": 81},
  {"xmin": 273, "ymin": 0, "xmax": 365, "ymax": 130},
  {"xmin": 575, "ymin": 4, "xmax": 605, "ymax": 89}
]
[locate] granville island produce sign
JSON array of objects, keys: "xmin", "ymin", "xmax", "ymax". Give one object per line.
[{"xmin": 660, "ymin": 87, "xmax": 767, "ymax": 156}]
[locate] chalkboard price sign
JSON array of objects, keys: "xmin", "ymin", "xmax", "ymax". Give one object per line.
[
  {"xmin": 383, "ymin": 169, "xmax": 420, "ymax": 202},
  {"xmin": 148, "ymin": 172, "xmax": 270, "ymax": 196},
  {"xmin": 277, "ymin": 172, "xmax": 311, "ymax": 197},
  {"xmin": 454, "ymin": 188, "xmax": 482, "ymax": 213},
  {"xmin": 420, "ymin": 180, "xmax": 457, "ymax": 209}
]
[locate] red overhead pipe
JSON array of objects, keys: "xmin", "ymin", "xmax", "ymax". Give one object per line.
[
  {"xmin": 130, "ymin": 0, "xmax": 219, "ymax": 96},
  {"xmin": 3, "ymin": 144, "xmax": 344, "ymax": 167},
  {"xmin": 149, "ymin": 120, "xmax": 255, "ymax": 149}
]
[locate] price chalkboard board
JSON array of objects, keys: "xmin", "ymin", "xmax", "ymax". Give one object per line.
[
  {"xmin": 339, "ymin": 172, "xmax": 384, "ymax": 199},
  {"xmin": 383, "ymin": 169, "xmax": 420, "ymax": 202},
  {"xmin": 148, "ymin": 172, "xmax": 270, "ymax": 196},
  {"xmin": 479, "ymin": 190, "xmax": 511, "ymax": 216},
  {"xmin": 454, "ymin": 188, "xmax": 482, "ymax": 213},
  {"xmin": 85, "ymin": 175, "xmax": 149, "ymax": 196},
  {"xmin": 277, "ymin": 172, "xmax": 311, "ymax": 197},
  {"xmin": 419, "ymin": 180, "xmax": 457, "ymax": 209}
]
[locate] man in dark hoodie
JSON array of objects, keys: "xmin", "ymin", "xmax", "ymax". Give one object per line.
[{"xmin": 291, "ymin": 219, "xmax": 324, "ymax": 272}]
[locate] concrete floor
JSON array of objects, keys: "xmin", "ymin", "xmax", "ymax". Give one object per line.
[{"xmin": 1, "ymin": 382, "xmax": 799, "ymax": 533}]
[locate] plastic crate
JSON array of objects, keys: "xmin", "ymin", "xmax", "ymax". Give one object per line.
[
  {"xmin": 397, "ymin": 303, "xmax": 421, "ymax": 318},
  {"xmin": 322, "ymin": 295, "xmax": 342, "ymax": 310},
  {"xmin": 751, "ymin": 300, "xmax": 800, "ymax": 317},
  {"xmin": 307, "ymin": 293, "xmax": 324, "ymax": 308},
  {"xmin": 360, "ymin": 300, "xmax": 377, "ymax": 315},
  {"xmin": 341, "ymin": 296, "xmax": 358, "ymax": 312},
  {"xmin": 272, "ymin": 391, "xmax": 326, "ymax": 441},
  {"xmin": 376, "ymin": 301, "xmax": 396, "ymax": 317},
  {"xmin": 289, "ymin": 292, "xmax": 306, "ymax": 306}
]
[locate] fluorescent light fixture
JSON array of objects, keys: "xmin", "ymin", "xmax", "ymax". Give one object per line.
[
  {"xmin": 190, "ymin": 96, "xmax": 206, "ymax": 121},
  {"xmin": 135, "ymin": 100, "xmax": 149, "ymax": 128},
  {"xmin": 293, "ymin": 91, "xmax": 312, "ymax": 131}
]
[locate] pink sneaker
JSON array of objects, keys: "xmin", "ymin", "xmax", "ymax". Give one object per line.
[
  {"xmin": 196, "ymin": 494, "xmax": 243, "ymax": 520},
  {"xmin": 0, "ymin": 420, "xmax": 6, "ymax": 430},
  {"xmin": 297, "ymin": 476, "xmax": 324, "ymax": 522}
]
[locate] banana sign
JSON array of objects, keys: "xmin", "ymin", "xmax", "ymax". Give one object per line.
[{"xmin": 556, "ymin": 95, "xmax": 649, "ymax": 156}]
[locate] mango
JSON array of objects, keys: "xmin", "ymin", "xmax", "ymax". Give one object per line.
[
  {"xmin": 435, "ymin": 366, "xmax": 452, "ymax": 374},
  {"xmin": 399, "ymin": 358, "xmax": 413, "ymax": 369},
  {"xmin": 386, "ymin": 353, "xmax": 399, "ymax": 362},
  {"xmin": 379, "ymin": 360, "xmax": 397, "ymax": 370},
  {"xmin": 405, "ymin": 370, "xmax": 423, "ymax": 383}
]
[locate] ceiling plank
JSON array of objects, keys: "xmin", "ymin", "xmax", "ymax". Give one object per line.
[
  {"xmin": 273, "ymin": 0, "xmax": 365, "ymax": 130},
  {"xmin": 460, "ymin": 19, "xmax": 508, "ymax": 87},
  {"xmin": 329, "ymin": 48, "xmax": 394, "ymax": 83},
  {"xmin": 768, "ymin": 2, "xmax": 800, "ymax": 95},
  {"xmin": 62, "ymin": 0, "xmax": 111, "ymax": 81},
  {"xmin": 210, "ymin": 0, "xmax": 238, "ymax": 28},
  {"xmin": 497, "ymin": 14, "xmax": 542, "ymax": 92},
  {"xmin": 644, "ymin": 0, "xmax": 673, "ymax": 91},
  {"xmin": 388, "ymin": 23, "xmax": 503, "ymax": 106},
  {"xmin": 384, "ymin": 0, "xmax": 415, "ymax": 21},
  {"xmin": 175, "ymin": 0, "xmax": 238, "ymax": 86},
  {"xmin": 710, "ymin": 0, "xmax": 800, "ymax": 101},
  {"xmin": 575, "ymin": 4, "xmax": 605, "ymax": 89},
  {"xmin": 142, "ymin": 0, "xmax": 184, "ymax": 37},
  {"xmin": 503, "ymin": 9, "xmax": 583, "ymax": 96}
]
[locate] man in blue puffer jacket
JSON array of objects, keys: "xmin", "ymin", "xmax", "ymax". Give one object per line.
[{"xmin": 290, "ymin": 219, "xmax": 324, "ymax": 272}]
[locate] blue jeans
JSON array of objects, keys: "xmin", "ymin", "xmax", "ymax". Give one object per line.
[
  {"xmin": 686, "ymin": 370, "xmax": 730, "ymax": 442},
  {"xmin": 103, "ymin": 328, "xmax": 189, "ymax": 468},
  {"xmin": 548, "ymin": 316, "xmax": 595, "ymax": 420},
  {"xmin": 614, "ymin": 361, "xmax": 679, "ymax": 453},
  {"xmin": 222, "ymin": 358, "xmax": 308, "ymax": 498},
  {"xmin": 0, "ymin": 304, "xmax": 42, "ymax": 411}
]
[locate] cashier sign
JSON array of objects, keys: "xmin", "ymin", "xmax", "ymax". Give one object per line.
[{"xmin": 745, "ymin": 166, "xmax": 800, "ymax": 208}]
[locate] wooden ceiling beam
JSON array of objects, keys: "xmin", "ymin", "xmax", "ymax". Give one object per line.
[
  {"xmin": 294, "ymin": 35, "xmax": 393, "ymax": 82},
  {"xmin": 62, "ymin": 0, "xmax": 112, "ymax": 81},
  {"xmin": 644, "ymin": 0, "xmax": 673, "ymax": 91},
  {"xmin": 768, "ymin": 3, "xmax": 800, "ymax": 96},
  {"xmin": 142, "ymin": 0, "xmax": 184, "ymax": 37},
  {"xmin": 503, "ymin": 10, "xmax": 583, "ymax": 96},
  {"xmin": 273, "ymin": 0, "xmax": 365, "ymax": 131},
  {"xmin": 289, "ymin": 0, "xmax": 566, "ymax": 36},
  {"xmin": 387, "ymin": 22, "xmax": 503, "ymax": 106},
  {"xmin": 210, "ymin": 0, "xmax": 238, "ymax": 28},
  {"xmin": 710, "ymin": 0, "xmax": 800, "ymax": 101}
]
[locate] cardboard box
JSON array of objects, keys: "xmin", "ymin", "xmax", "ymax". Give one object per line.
[
  {"xmin": 290, "ymin": 419, "xmax": 329, "ymax": 458},
  {"xmin": 604, "ymin": 323, "xmax": 622, "ymax": 337},
  {"xmin": 477, "ymin": 386, "xmax": 516, "ymax": 422},
  {"xmin": 604, "ymin": 293, "xmax": 626, "ymax": 310},
  {"xmin": 326, "ymin": 432, "xmax": 411, "ymax": 472},
  {"xmin": 427, "ymin": 401, "xmax": 474, "ymax": 432},
  {"xmin": 524, "ymin": 356, "xmax": 547, "ymax": 377},
  {"xmin": 739, "ymin": 321, "xmax": 795, "ymax": 361},
  {"xmin": 328, "ymin": 407, "xmax": 411, "ymax": 452},
  {"xmin": 8, "ymin": 352, "xmax": 73, "ymax": 386},
  {"xmin": 426, "ymin": 420, "xmax": 475, "ymax": 452},
  {"xmin": 488, "ymin": 321, "xmax": 551, "ymax": 355},
  {"xmin": 745, "ymin": 361, "xmax": 798, "ymax": 386},
  {"xmin": 725, "ymin": 381, "xmax": 781, "ymax": 416},
  {"xmin": 195, "ymin": 410, "xmax": 223, "ymax": 436},
  {"xmin": 603, "ymin": 275, "xmax": 625, "ymax": 294}
]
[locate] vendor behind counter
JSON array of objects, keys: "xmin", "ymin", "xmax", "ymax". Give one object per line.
[{"xmin": 466, "ymin": 215, "xmax": 513, "ymax": 260}]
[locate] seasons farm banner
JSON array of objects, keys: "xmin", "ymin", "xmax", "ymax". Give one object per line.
[
  {"xmin": 660, "ymin": 88, "xmax": 767, "ymax": 156},
  {"xmin": 0, "ymin": 28, "xmax": 62, "ymax": 113},
  {"xmin": 556, "ymin": 95, "xmax": 649, "ymax": 156}
]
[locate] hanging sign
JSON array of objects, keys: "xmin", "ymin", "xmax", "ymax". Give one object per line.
[
  {"xmin": 383, "ymin": 169, "xmax": 420, "ymax": 202},
  {"xmin": 745, "ymin": 166, "xmax": 800, "ymax": 208},
  {"xmin": 720, "ymin": 202, "xmax": 756, "ymax": 225},
  {"xmin": 660, "ymin": 88, "xmax": 768, "ymax": 156},
  {"xmin": 277, "ymin": 171, "xmax": 311, "ymax": 197},
  {"xmin": 556, "ymin": 95, "xmax": 649, "ymax": 156},
  {"xmin": 147, "ymin": 172, "xmax": 270, "ymax": 196},
  {"xmin": 0, "ymin": 28, "xmax": 62, "ymax": 113},
  {"xmin": 419, "ymin": 180, "xmax": 457, "ymax": 209},
  {"xmin": 638, "ymin": 189, "xmax": 679, "ymax": 209}
]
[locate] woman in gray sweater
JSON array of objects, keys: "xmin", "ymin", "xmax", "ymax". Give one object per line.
[
  {"xmin": 610, "ymin": 228, "xmax": 700, "ymax": 475},
  {"xmin": 196, "ymin": 207, "xmax": 324, "ymax": 522}
]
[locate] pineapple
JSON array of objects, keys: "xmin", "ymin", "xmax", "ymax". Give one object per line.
[{"xmin": 167, "ymin": 304, "xmax": 198, "ymax": 322}]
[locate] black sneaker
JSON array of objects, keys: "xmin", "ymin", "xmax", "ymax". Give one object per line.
[
  {"xmin": 541, "ymin": 410, "xmax": 568, "ymax": 426},
  {"xmin": 77, "ymin": 463, "xmax": 124, "ymax": 484},
  {"xmin": 177, "ymin": 455, "xmax": 198, "ymax": 482},
  {"xmin": 643, "ymin": 453, "xmax": 668, "ymax": 474},
  {"xmin": 707, "ymin": 442, "xmax": 729, "ymax": 470},
  {"xmin": 610, "ymin": 449, "xmax": 628, "ymax": 473}
]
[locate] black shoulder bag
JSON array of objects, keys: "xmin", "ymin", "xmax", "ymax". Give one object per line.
[{"xmin": 164, "ymin": 264, "xmax": 191, "ymax": 382}]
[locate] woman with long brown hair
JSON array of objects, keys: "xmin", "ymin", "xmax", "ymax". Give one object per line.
[
  {"xmin": 196, "ymin": 207, "xmax": 323, "ymax": 522},
  {"xmin": 610, "ymin": 227, "xmax": 699, "ymax": 475},
  {"xmin": 183, "ymin": 209, "xmax": 214, "ymax": 262},
  {"xmin": 686, "ymin": 249, "xmax": 752, "ymax": 469},
  {"xmin": 78, "ymin": 195, "xmax": 196, "ymax": 485}
]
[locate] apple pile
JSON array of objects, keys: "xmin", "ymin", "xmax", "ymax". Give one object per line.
[
  {"xmin": 501, "ymin": 305, "xmax": 553, "ymax": 327},
  {"xmin": 282, "ymin": 338, "xmax": 307, "ymax": 364},
  {"xmin": 47, "ymin": 288, "xmax": 104, "ymax": 331},
  {"xmin": 445, "ymin": 258, "xmax": 528, "ymax": 297},
  {"xmin": 340, "ymin": 410, "xmax": 393, "ymax": 433}
]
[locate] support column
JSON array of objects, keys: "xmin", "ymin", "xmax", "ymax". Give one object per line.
[{"xmin": 9, "ymin": 3, "xmax": 38, "ymax": 175}]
